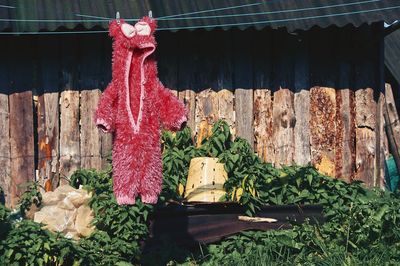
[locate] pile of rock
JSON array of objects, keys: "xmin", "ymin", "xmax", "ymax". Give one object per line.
[{"xmin": 33, "ymin": 185, "xmax": 95, "ymax": 240}]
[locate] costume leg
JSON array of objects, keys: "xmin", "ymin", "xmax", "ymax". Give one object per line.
[
  {"xmin": 112, "ymin": 144, "xmax": 140, "ymax": 205},
  {"xmin": 139, "ymin": 147, "xmax": 163, "ymax": 204}
]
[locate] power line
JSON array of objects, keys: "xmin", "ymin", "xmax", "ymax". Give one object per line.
[
  {"xmin": 159, "ymin": 4, "xmax": 400, "ymax": 31},
  {"xmin": 0, "ymin": 4, "xmax": 398, "ymax": 35},
  {"xmin": 0, "ymin": 0, "xmax": 380, "ymax": 23},
  {"xmin": 158, "ymin": 0, "xmax": 381, "ymax": 21},
  {"xmin": 157, "ymin": 2, "xmax": 262, "ymax": 19},
  {"xmin": 0, "ymin": 4, "xmax": 15, "ymax": 9},
  {"xmin": 75, "ymin": 14, "xmax": 110, "ymax": 20}
]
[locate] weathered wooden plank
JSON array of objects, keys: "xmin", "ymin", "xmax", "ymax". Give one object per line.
[
  {"xmin": 310, "ymin": 87, "xmax": 336, "ymax": 177},
  {"xmin": 253, "ymin": 89, "xmax": 274, "ymax": 163},
  {"xmin": 178, "ymin": 89, "xmax": 196, "ymax": 132},
  {"xmin": 0, "ymin": 94, "xmax": 11, "ymax": 206},
  {"xmin": 217, "ymin": 89, "xmax": 235, "ymax": 137},
  {"xmin": 384, "ymin": 83, "xmax": 399, "ymax": 184},
  {"xmin": 195, "ymin": 88, "xmax": 219, "ymax": 133},
  {"xmin": 272, "ymin": 89, "xmax": 295, "ymax": 166},
  {"xmin": 335, "ymin": 89, "xmax": 355, "ymax": 182},
  {"xmin": 385, "ymin": 83, "xmax": 400, "ymax": 149},
  {"xmin": 80, "ymin": 89, "xmax": 102, "ymax": 170},
  {"xmin": 354, "ymin": 88, "xmax": 376, "ymax": 187},
  {"xmin": 335, "ymin": 26, "xmax": 355, "ymax": 182},
  {"xmin": 378, "ymin": 93, "xmax": 389, "ymax": 188},
  {"xmin": 100, "ymin": 130, "xmax": 112, "ymax": 168},
  {"xmin": 9, "ymin": 91, "xmax": 35, "ymax": 207},
  {"xmin": 235, "ymin": 89, "xmax": 254, "ymax": 148},
  {"xmin": 293, "ymin": 34, "xmax": 310, "ymax": 166},
  {"xmin": 37, "ymin": 92, "xmax": 60, "ymax": 191},
  {"xmin": 293, "ymin": 90, "xmax": 311, "ymax": 166},
  {"xmin": 59, "ymin": 90, "xmax": 80, "ymax": 181}
]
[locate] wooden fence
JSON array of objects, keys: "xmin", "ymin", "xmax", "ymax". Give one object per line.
[
  {"xmin": 0, "ymin": 23, "xmax": 392, "ymax": 207},
  {"xmin": 1, "ymin": 84, "xmax": 396, "ymax": 207}
]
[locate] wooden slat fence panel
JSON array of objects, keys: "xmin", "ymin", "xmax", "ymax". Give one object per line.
[
  {"xmin": 235, "ymin": 89, "xmax": 254, "ymax": 148},
  {"xmin": 354, "ymin": 88, "xmax": 376, "ymax": 187},
  {"xmin": 293, "ymin": 35, "xmax": 311, "ymax": 166},
  {"xmin": 100, "ymin": 130, "xmax": 112, "ymax": 168},
  {"xmin": 59, "ymin": 90, "xmax": 80, "ymax": 181},
  {"xmin": 310, "ymin": 87, "xmax": 336, "ymax": 177},
  {"xmin": 272, "ymin": 88, "xmax": 295, "ymax": 166},
  {"xmin": 385, "ymin": 83, "xmax": 400, "ymax": 148},
  {"xmin": 254, "ymin": 89, "xmax": 273, "ymax": 163},
  {"xmin": 294, "ymin": 90, "xmax": 311, "ymax": 166},
  {"xmin": 378, "ymin": 93, "xmax": 389, "ymax": 188},
  {"xmin": 195, "ymin": 89, "xmax": 218, "ymax": 145},
  {"xmin": 218, "ymin": 89, "xmax": 235, "ymax": 138},
  {"xmin": 0, "ymin": 94, "xmax": 11, "ymax": 206},
  {"xmin": 9, "ymin": 91, "xmax": 35, "ymax": 207},
  {"xmin": 335, "ymin": 89, "xmax": 355, "ymax": 182},
  {"xmin": 37, "ymin": 92, "xmax": 60, "ymax": 190},
  {"xmin": 80, "ymin": 89, "xmax": 102, "ymax": 170},
  {"xmin": 178, "ymin": 90, "xmax": 196, "ymax": 132}
]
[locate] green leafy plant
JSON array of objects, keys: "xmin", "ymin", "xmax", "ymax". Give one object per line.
[
  {"xmin": 70, "ymin": 166, "xmax": 152, "ymax": 264},
  {"xmin": 1, "ymin": 120, "xmax": 400, "ymax": 265},
  {"xmin": 18, "ymin": 181, "xmax": 42, "ymax": 217},
  {"xmin": 0, "ymin": 220, "xmax": 84, "ymax": 265}
]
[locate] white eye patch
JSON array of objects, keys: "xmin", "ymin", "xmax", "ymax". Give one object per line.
[
  {"xmin": 121, "ymin": 23, "xmax": 136, "ymax": 38},
  {"xmin": 135, "ymin": 22, "xmax": 151, "ymax": 36},
  {"xmin": 121, "ymin": 22, "xmax": 151, "ymax": 38}
]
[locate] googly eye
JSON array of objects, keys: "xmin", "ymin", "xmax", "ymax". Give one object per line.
[
  {"xmin": 121, "ymin": 23, "xmax": 136, "ymax": 38},
  {"xmin": 135, "ymin": 22, "xmax": 151, "ymax": 36}
]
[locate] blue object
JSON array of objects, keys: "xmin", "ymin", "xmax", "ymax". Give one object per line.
[{"xmin": 385, "ymin": 155, "xmax": 400, "ymax": 192}]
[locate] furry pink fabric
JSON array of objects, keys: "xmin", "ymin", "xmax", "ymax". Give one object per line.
[{"xmin": 95, "ymin": 17, "xmax": 187, "ymax": 205}]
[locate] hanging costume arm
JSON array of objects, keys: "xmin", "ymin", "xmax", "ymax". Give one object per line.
[{"xmin": 94, "ymin": 82, "xmax": 118, "ymax": 133}]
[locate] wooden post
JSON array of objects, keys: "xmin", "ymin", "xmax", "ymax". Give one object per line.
[
  {"xmin": 37, "ymin": 92, "xmax": 60, "ymax": 190},
  {"xmin": 233, "ymin": 30, "xmax": 254, "ymax": 148},
  {"xmin": 335, "ymin": 89, "xmax": 355, "ymax": 182},
  {"xmin": 272, "ymin": 89, "xmax": 295, "ymax": 166},
  {"xmin": 310, "ymin": 87, "xmax": 337, "ymax": 177},
  {"xmin": 218, "ymin": 89, "xmax": 235, "ymax": 137},
  {"xmin": 254, "ymin": 89, "xmax": 274, "ymax": 163},
  {"xmin": 235, "ymin": 88, "xmax": 254, "ymax": 148},
  {"xmin": 385, "ymin": 83, "xmax": 400, "ymax": 149},
  {"xmin": 253, "ymin": 29, "xmax": 273, "ymax": 163},
  {"xmin": 0, "ymin": 94, "xmax": 11, "ymax": 206},
  {"xmin": 293, "ymin": 34, "xmax": 311, "ymax": 166},
  {"xmin": 80, "ymin": 89, "xmax": 102, "ymax": 170},
  {"xmin": 355, "ymin": 88, "xmax": 376, "ymax": 187},
  {"xmin": 195, "ymin": 89, "xmax": 219, "ymax": 130},
  {"xmin": 335, "ymin": 27, "xmax": 355, "ymax": 182},
  {"xmin": 59, "ymin": 35, "xmax": 80, "ymax": 182},
  {"xmin": 178, "ymin": 90, "xmax": 196, "ymax": 132},
  {"xmin": 9, "ymin": 91, "xmax": 35, "ymax": 207},
  {"xmin": 383, "ymin": 109, "xmax": 400, "ymax": 181},
  {"xmin": 37, "ymin": 36, "xmax": 61, "ymax": 190},
  {"xmin": 59, "ymin": 90, "xmax": 80, "ymax": 181}
]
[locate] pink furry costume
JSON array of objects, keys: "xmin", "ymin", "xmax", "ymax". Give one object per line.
[{"xmin": 94, "ymin": 17, "xmax": 187, "ymax": 205}]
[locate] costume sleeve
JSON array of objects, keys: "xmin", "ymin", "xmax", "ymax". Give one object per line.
[
  {"xmin": 94, "ymin": 82, "xmax": 118, "ymax": 133},
  {"xmin": 155, "ymin": 79, "xmax": 187, "ymax": 131}
]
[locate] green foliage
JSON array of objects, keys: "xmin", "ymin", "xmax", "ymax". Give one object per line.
[
  {"xmin": 152, "ymin": 120, "xmax": 400, "ymax": 265},
  {"xmin": 1, "ymin": 120, "xmax": 400, "ymax": 265},
  {"xmin": 71, "ymin": 166, "xmax": 152, "ymax": 265},
  {"xmin": 0, "ymin": 220, "xmax": 83, "ymax": 265},
  {"xmin": 18, "ymin": 181, "xmax": 42, "ymax": 217},
  {"xmin": 0, "ymin": 204, "xmax": 11, "ymax": 239}
]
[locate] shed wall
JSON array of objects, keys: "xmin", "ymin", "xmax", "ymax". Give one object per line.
[{"xmin": 0, "ymin": 24, "xmax": 387, "ymax": 207}]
